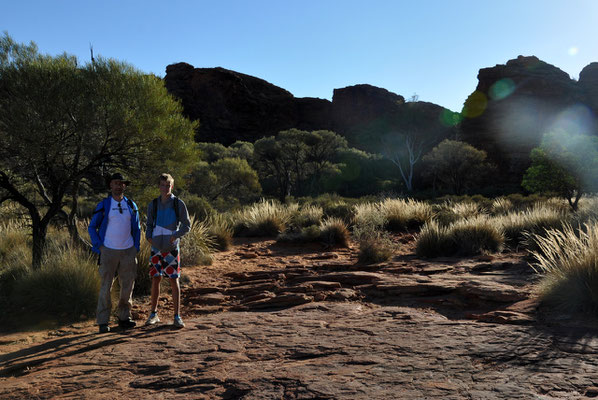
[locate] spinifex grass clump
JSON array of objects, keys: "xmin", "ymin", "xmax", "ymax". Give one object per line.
[
  {"xmin": 319, "ymin": 217, "xmax": 350, "ymax": 248},
  {"xmin": 277, "ymin": 217, "xmax": 350, "ymax": 247},
  {"xmin": 435, "ymin": 201, "xmax": 485, "ymax": 226},
  {"xmin": 291, "ymin": 204, "xmax": 324, "ymax": 229},
  {"xmin": 494, "ymin": 205, "xmax": 566, "ymax": 246},
  {"xmin": 180, "ymin": 215, "xmax": 214, "ymax": 266},
  {"xmin": 12, "ymin": 241, "xmax": 100, "ymax": 319},
  {"xmin": 416, "ymin": 216, "xmax": 504, "ymax": 257},
  {"xmin": 380, "ymin": 198, "xmax": 435, "ymax": 231},
  {"xmin": 489, "ymin": 197, "xmax": 515, "ymax": 215},
  {"xmin": 353, "ymin": 206, "xmax": 395, "ymax": 264},
  {"xmin": 234, "ymin": 200, "xmax": 294, "ymax": 237},
  {"xmin": 206, "ymin": 213, "xmax": 234, "ymax": 251},
  {"xmin": 530, "ymin": 222, "xmax": 598, "ymax": 314}
]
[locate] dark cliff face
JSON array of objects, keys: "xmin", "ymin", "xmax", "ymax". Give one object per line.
[
  {"xmin": 460, "ymin": 55, "xmax": 597, "ymax": 188},
  {"xmin": 164, "ymin": 63, "xmax": 455, "ymax": 152},
  {"xmin": 164, "ymin": 62, "xmax": 331, "ymax": 144}
]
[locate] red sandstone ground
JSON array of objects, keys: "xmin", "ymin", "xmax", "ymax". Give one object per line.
[{"xmin": 1, "ymin": 235, "xmax": 598, "ymax": 399}]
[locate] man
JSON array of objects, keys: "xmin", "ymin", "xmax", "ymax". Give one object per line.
[
  {"xmin": 88, "ymin": 172, "xmax": 141, "ymax": 333},
  {"xmin": 145, "ymin": 173, "xmax": 190, "ymax": 328}
]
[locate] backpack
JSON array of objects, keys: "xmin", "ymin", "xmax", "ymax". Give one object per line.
[{"xmin": 151, "ymin": 196, "xmax": 180, "ymax": 228}]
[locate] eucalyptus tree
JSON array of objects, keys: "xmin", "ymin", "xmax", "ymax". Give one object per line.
[{"xmin": 0, "ymin": 33, "xmax": 198, "ymax": 268}]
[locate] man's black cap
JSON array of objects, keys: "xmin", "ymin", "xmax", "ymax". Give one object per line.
[{"xmin": 107, "ymin": 172, "xmax": 131, "ymax": 186}]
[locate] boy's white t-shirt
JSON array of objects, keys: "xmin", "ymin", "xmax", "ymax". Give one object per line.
[{"xmin": 103, "ymin": 198, "xmax": 134, "ymax": 250}]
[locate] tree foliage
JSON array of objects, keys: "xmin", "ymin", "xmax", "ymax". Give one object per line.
[
  {"xmin": 522, "ymin": 130, "xmax": 598, "ymax": 210},
  {"xmin": 188, "ymin": 157, "xmax": 261, "ymax": 204},
  {"xmin": 253, "ymin": 129, "xmax": 347, "ymax": 201},
  {"xmin": 0, "ymin": 33, "xmax": 198, "ymax": 268},
  {"xmin": 421, "ymin": 139, "xmax": 493, "ymax": 195}
]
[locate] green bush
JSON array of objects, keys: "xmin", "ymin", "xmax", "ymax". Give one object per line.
[
  {"xmin": 529, "ymin": 222, "xmax": 598, "ymax": 313},
  {"xmin": 183, "ymin": 194, "xmax": 215, "ymax": 221}
]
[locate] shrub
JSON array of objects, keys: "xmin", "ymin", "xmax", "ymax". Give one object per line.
[
  {"xmin": 529, "ymin": 222, "xmax": 598, "ymax": 313},
  {"xmin": 380, "ymin": 198, "xmax": 435, "ymax": 231},
  {"xmin": 319, "ymin": 217, "xmax": 350, "ymax": 248},
  {"xmin": 233, "ymin": 200, "xmax": 294, "ymax": 237},
  {"xmin": 183, "ymin": 194, "xmax": 215, "ymax": 221}
]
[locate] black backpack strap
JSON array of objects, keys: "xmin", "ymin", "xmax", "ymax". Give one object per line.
[
  {"xmin": 152, "ymin": 197, "xmax": 159, "ymax": 228},
  {"xmin": 126, "ymin": 198, "xmax": 138, "ymax": 214},
  {"xmin": 173, "ymin": 196, "xmax": 180, "ymax": 223}
]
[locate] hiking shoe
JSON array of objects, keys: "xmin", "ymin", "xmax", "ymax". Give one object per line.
[
  {"xmin": 118, "ymin": 318, "xmax": 136, "ymax": 329},
  {"xmin": 173, "ymin": 315, "xmax": 185, "ymax": 328},
  {"xmin": 145, "ymin": 312, "xmax": 160, "ymax": 326},
  {"xmin": 98, "ymin": 324, "xmax": 110, "ymax": 334}
]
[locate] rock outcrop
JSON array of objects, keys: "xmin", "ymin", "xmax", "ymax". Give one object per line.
[
  {"xmin": 164, "ymin": 63, "xmax": 456, "ymax": 153},
  {"xmin": 460, "ymin": 55, "xmax": 597, "ymax": 188}
]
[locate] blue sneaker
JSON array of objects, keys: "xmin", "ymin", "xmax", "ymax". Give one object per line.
[
  {"xmin": 173, "ymin": 315, "xmax": 185, "ymax": 328},
  {"xmin": 145, "ymin": 311, "xmax": 160, "ymax": 326}
]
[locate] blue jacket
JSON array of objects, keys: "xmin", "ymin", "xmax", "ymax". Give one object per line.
[{"xmin": 88, "ymin": 196, "xmax": 141, "ymax": 254}]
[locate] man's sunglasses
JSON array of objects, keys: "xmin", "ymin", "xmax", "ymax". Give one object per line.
[{"xmin": 118, "ymin": 202, "xmax": 123, "ymax": 214}]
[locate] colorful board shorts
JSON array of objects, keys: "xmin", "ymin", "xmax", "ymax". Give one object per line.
[{"xmin": 149, "ymin": 247, "xmax": 181, "ymax": 278}]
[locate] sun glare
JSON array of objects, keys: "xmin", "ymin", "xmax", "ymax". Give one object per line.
[{"xmin": 568, "ymin": 46, "xmax": 579, "ymax": 56}]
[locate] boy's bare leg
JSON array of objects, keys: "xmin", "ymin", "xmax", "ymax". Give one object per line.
[
  {"xmin": 170, "ymin": 277, "xmax": 181, "ymax": 316},
  {"xmin": 150, "ymin": 276, "xmax": 162, "ymax": 312}
]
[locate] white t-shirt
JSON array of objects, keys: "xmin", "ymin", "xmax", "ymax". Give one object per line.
[{"xmin": 103, "ymin": 198, "xmax": 134, "ymax": 250}]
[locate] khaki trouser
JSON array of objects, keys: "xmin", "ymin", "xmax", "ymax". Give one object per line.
[{"xmin": 96, "ymin": 246, "xmax": 138, "ymax": 325}]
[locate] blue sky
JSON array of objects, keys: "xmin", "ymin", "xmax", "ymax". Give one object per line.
[{"xmin": 3, "ymin": 0, "xmax": 598, "ymax": 111}]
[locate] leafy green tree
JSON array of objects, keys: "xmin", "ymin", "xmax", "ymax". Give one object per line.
[
  {"xmin": 522, "ymin": 130, "xmax": 598, "ymax": 210},
  {"xmin": 0, "ymin": 33, "xmax": 198, "ymax": 268},
  {"xmin": 253, "ymin": 129, "xmax": 347, "ymax": 201},
  {"xmin": 422, "ymin": 139, "xmax": 493, "ymax": 195},
  {"xmin": 189, "ymin": 157, "xmax": 261, "ymax": 204}
]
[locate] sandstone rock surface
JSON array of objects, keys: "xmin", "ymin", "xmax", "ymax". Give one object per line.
[{"xmin": 1, "ymin": 237, "xmax": 597, "ymax": 399}]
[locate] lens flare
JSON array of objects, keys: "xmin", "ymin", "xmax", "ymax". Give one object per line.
[
  {"xmin": 439, "ymin": 109, "xmax": 463, "ymax": 127},
  {"xmin": 489, "ymin": 78, "xmax": 516, "ymax": 101},
  {"xmin": 462, "ymin": 91, "xmax": 488, "ymax": 118},
  {"xmin": 548, "ymin": 104, "xmax": 596, "ymax": 136}
]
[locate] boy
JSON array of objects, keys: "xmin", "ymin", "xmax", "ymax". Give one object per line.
[{"xmin": 145, "ymin": 173, "xmax": 191, "ymax": 328}]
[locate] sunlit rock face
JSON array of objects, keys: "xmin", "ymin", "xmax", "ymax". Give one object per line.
[
  {"xmin": 164, "ymin": 62, "xmax": 332, "ymax": 144},
  {"xmin": 460, "ymin": 55, "xmax": 594, "ymax": 189}
]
